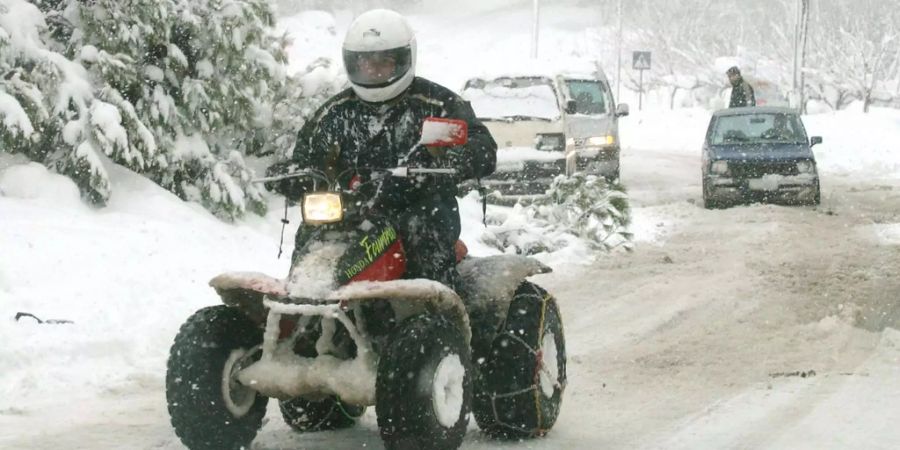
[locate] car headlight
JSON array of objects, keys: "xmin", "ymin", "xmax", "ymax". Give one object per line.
[
  {"xmin": 302, "ymin": 192, "xmax": 343, "ymax": 224},
  {"xmin": 587, "ymin": 136, "xmax": 615, "ymax": 146},
  {"xmin": 796, "ymin": 161, "xmax": 814, "ymax": 174},
  {"xmin": 711, "ymin": 160, "xmax": 729, "ymax": 175}
]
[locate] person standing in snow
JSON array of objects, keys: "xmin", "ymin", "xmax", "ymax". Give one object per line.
[
  {"xmin": 267, "ymin": 9, "xmax": 496, "ymax": 289},
  {"xmin": 727, "ymin": 66, "xmax": 756, "ymax": 108}
]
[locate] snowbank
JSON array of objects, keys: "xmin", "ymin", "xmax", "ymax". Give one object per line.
[{"xmin": 804, "ymin": 108, "xmax": 900, "ymax": 178}]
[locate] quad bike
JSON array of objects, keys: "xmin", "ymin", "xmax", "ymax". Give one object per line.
[{"xmin": 165, "ymin": 118, "xmax": 567, "ymax": 450}]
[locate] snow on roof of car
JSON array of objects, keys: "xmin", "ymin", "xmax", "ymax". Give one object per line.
[
  {"xmin": 467, "ymin": 56, "xmax": 607, "ymax": 83},
  {"xmin": 713, "ymin": 106, "xmax": 798, "ymax": 117}
]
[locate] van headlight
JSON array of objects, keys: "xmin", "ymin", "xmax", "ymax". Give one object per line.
[
  {"xmin": 796, "ymin": 161, "xmax": 814, "ymax": 174},
  {"xmin": 711, "ymin": 161, "xmax": 729, "ymax": 175},
  {"xmin": 587, "ymin": 136, "xmax": 615, "ymax": 146},
  {"xmin": 302, "ymin": 193, "xmax": 343, "ymax": 224}
]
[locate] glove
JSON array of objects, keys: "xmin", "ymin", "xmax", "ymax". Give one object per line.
[{"xmin": 264, "ymin": 161, "xmax": 305, "ymax": 199}]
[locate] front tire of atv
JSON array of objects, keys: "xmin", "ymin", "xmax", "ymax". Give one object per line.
[
  {"xmin": 280, "ymin": 396, "xmax": 365, "ymax": 432},
  {"xmin": 376, "ymin": 314, "xmax": 473, "ymax": 450},
  {"xmin": 473, "ymin": 282, "xmax": 567, "ymax": 440},
  {"xmin": 166, "ymin": 306, "xmax": 268, "ymax": 450}
]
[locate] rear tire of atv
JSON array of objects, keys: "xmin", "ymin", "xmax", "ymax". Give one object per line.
[
  {"xmin": 166, "ymin": 306, "xmax": 268, "ymax": 450},
  {"xmin": 473, "ymin": 282, "xmax": 567, "ymax": 440},
  {"xmin": 376, "ymin": 314, "xmax": 472, "ymax": 450},
  {"xmin": 279, "ymin": 396, "xmax": 365, "ymax": 432}
]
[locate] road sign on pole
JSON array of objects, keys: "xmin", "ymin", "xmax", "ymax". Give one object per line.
[
  {"xmin": 632, "ymin": 51, "xmax": 651, "ymax": 70},
  {"xmin": 632, "ymin": 51, "xmax": 651, "ymax": 110}
]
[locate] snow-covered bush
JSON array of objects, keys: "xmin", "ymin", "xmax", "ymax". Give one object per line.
[{"xmin": 483, "ymin": 174, "xmax": 633, "ymax": 255}]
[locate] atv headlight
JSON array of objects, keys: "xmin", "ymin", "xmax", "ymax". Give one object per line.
[
  {"xmin": 302, "ymin": 193, "xmax": 343, "ymax": 224},
  {"xmin": 711, "ymin": 160, "xmax": 729, "ymax": 175},
  {"xmin": 587, "ymin": 136, "xmax": 615, "ymax": 146},
  {"xmin": 796, "ymin": 160, "xmax": 814, "ymax": 174}
]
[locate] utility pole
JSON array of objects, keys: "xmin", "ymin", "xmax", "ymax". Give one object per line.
[
  {"xmin": 792, "ymin": 0, "xmax": 810, "ymax": 113},
  {"xmin": 531, "ymin": 0, "xmax": 540, "ymax": 58},
  {"xmin": 616, "ymin": 0, "xmax": 623, "ymax": 100}
]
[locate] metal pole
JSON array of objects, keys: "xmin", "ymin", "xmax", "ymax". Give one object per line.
[
  {"xmin": 798, "ymin": 0, "xmax": 810, "ymax": 114},
  {"xmin": 616, "ymin": 0, "xmax": 623, "ymax": 100},
  {"xmin": 531, "ymin": 0, "xmax": 540, "ymax": 58},
  {"xmin": 639, "ymin": 69, "xmax": 643, "ymax": 110},
  {"xmin": 791, "ymin": 0, "xmax": 800, "ymax": 105}
]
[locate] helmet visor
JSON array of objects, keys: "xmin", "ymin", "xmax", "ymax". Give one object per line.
[{"xmin": 343, "ymin": 46, "xmax": 412, "ymax": 88}]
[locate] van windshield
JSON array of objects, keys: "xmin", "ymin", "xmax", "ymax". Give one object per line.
[
  {"xmin": 462, "ymin": 77, "xmax": 561, "ymax": 121},
  {"xmin": 564, "ymin": 79, "xmax": 607, "ymax": 115}
]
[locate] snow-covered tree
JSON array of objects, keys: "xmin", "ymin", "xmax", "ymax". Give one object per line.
[
  {"xmin": 48, "ymin": 0, "xmax": 290, "ymax": 218},
  {"xmin": 804, "ymin": 0, "xmax": 899, "ymax": 112},
  {"xmin": 1, "ymin": 0, "xmax": 120, "ymax": 204}
]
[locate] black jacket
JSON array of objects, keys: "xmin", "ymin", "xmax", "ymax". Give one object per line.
[
  {"xmin": 729, "ymin": 79, "xmax": 756, "ymax": 108},
  {"xmin": 272, "ymin": 77, "xmax": 496, "ymax": 211}
]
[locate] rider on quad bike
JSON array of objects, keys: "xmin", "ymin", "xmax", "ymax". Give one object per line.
[
  {"xmin": 268, "ymin": 8, "xmax": 497, "ymax": 289},
  {"xmin": 165, "ymin": 9, "xmax": 566, "ymax": 450}
]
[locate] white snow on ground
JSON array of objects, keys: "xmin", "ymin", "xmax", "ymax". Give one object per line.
[
  {"xmin": 868, "ymin": 224, "xmax": 900, "ymax": 245},
  {"xmin": 3, "ymin": 2, "xmax": 900, "ymax": 449}
]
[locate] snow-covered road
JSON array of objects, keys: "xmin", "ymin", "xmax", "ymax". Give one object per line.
[
  {"xmin": 4, "ymin": 138, "xmax": 898, "ymax": 450},
  {"xmin": 532, "ymin": 146, "xmax": 900, "ymax": 449}
]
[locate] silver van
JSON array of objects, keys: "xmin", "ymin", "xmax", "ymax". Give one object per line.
[{"xmin": 556, "ymin": 69, "xmax": 629, "ymax": 181}]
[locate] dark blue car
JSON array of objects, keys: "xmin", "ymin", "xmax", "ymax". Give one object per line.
[{"xmin": 702, "ymin": 106, "xmax": 822, "ymax": 208}]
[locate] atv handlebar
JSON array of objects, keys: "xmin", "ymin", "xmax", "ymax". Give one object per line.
[
  {"xmin": 253, "ymin": 167, "xmax": 457, "ymax": 184},
  {"xmin": 388, "ymin": 167, "xmax": 458, "ymax": 177}
]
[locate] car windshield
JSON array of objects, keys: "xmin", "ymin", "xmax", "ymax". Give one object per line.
[
  {"xmin": 462, "ymin": 77, "xmax": 561, "ymax": 121},
  {"xmin": 711, "ymin": 113, "xmax": 807, "ymax": 145},
  {"xmin": 564, "ymin": 79, "xmax": 607, "ymax": 114}
]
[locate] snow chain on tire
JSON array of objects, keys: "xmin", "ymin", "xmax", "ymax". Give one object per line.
[{"xmin": 473, "ymin": 282, "xmax": 567, "ymax": 440}]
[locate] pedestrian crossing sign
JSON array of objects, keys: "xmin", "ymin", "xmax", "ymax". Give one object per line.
[{"xmin": 632, "ymin": 51, "xmax": 651, "ymax": 70}]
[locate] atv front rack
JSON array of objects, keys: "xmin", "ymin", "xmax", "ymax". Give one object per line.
[{"xmin": 236, "ymin": 299, "xmax": 378, "ymax": 405}]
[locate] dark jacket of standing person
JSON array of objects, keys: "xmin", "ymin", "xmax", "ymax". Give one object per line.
[{"xmin": 727, "ymin": 66, "xmax": 756, "ymax": 108}]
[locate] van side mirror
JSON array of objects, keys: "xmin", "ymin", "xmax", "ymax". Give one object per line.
[
  {"xmin": 810, "ymin": 136, "xmax": 822, "ymax": 146},
  {"xmin": 616, "ymin": 103, "xmax": 630, "ymax": 117},
  {"xmin": 565, "ymin": 100, "xmax": 577, "ymax": 114}
]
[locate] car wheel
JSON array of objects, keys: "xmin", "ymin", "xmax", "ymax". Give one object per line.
[
  {"xmin": 702, "ymin": 177, "xmax": 717, "ymax": 209},
  {"xmin": 811, "ymin": 179, "xmax": 821, "ymax": 206}
]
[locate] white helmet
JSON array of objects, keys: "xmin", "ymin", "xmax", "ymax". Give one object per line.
[{"xmin": 342, "ymin": 9, "xmax": 417, "ymax": 103}]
